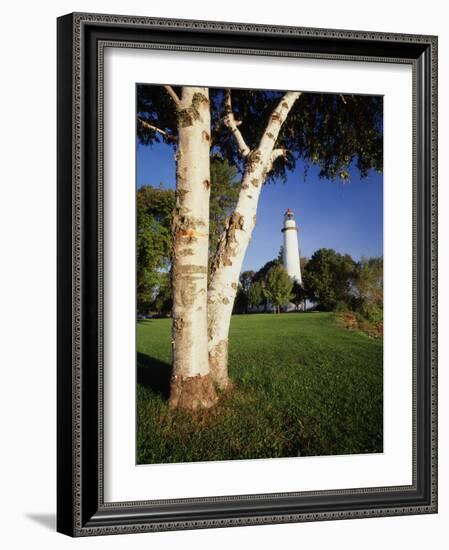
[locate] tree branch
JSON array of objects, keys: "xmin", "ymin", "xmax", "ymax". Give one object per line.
[
  {"xmin": 267, "ymin": 148, "xmax": 288, "ymax": 173},
  {"xmin": 137, "ymin": 117, "xmax": 176, "ymax": 142},
  {"xmin": 257, "ymin": 91, "xmax": 301, "ymax": 168},
  {"xmin": 271, "ymin": 148, "xmax": 287, "ymax": 163},
  {"xmin": 270, "ymin": 91, "xmax": 302, "ymax": 127},
  {"xmin": 164, "ymin": 85, "xmax": 181, "ymax": 106},
  {"xmin": 223, "ymin": 89, "xmax": 251, "ymax": 158}
]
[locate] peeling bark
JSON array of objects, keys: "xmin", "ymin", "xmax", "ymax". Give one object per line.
[
  {"xmin": 207, "ymin": 91, "xmax": 301, "ymax": 388},
  {"xmin": 170, "ymin": 87, "xmax": 218, "ymax": 410},
  {"xmin": 170, "ymin": 373, "xmax": 218, "ymax": 410},
  {"xmin": 208, "ymin": 340, "xmax": 233, "ymax": 392}
]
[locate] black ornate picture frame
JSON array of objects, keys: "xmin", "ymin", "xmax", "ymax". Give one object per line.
[{"xmin": 57, "ymin": 12, "xmax": 438, "ymax": 536}]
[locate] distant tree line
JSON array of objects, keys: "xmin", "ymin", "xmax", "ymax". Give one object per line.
[
  {"xmin": 303, "ymin": 249, "xmax": 383, "ymax": 323},
  {"xmin": 137, "ymin": 177, "xmax": 382, "ymax": 325},
  {"xmin": 234, "ymin": 248, "xmax": 382, "ymax": 322}
]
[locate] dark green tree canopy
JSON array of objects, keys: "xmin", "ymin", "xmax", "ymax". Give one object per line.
[
  {"xmin": 247, "ymin": 281, "xmax": 264, "ymax": 309},
  {"xmin": 137, "ymin": 85, "xmax": 179, "ymax": 147},
  {"xmin": 263, "ymin": 265, "xmax": 294, "ymax": 312},
  {"xmin": 137, "ymin": 184, "xmax": 175, "ymax": 227},
  {"xmin": 252, "ymin": 258, "xmax": 282, "ymax": 284},
  {"xmin": 136, "ymin": 185, "xmax": 175, "ymax": 313},
  {"xmin": 303, "ymin": 248, "xmax": 357, "ymax": 311},
  {"xmin": 291, "ymin": 281, "xmax": 308, "ymax": 309},
  {"xmin": 209, "ymin": 156, "xmax": 240, "ymax": 262},
  {"xmin": 137, "ymin": 85, "xmax": 383, "ymax": 183},
  {"xmin": 352, "ymin": 257, "xmax": 383, "ymax": 322},
  {"xmin": 233, "ymin": 285, "xmax": 249, "ymax": 314},
  {"xmin": 240, "ymin": 270, "xmax": 256, "ymax": 293},
  {"xmin": 153, "ymin": 272, "xmax": 173, "ymax": 315}
]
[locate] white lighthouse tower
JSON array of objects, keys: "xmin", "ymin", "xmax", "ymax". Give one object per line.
[{"xmin": 282, "ymin": 208, "xmax": 302, "ymax": 285}]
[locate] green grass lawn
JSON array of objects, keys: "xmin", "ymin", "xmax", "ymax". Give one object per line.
[{"xmin": 137, "ymin": 312, "xmax": 383, "ymax": 464}]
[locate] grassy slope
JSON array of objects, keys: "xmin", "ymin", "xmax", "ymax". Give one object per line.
[{"xmin": 137, "ymin": 312, "xmax": 383, "ymax": 464}]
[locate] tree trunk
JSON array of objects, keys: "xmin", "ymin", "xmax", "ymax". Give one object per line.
[
  {"xmin": 207, "ymin": 92, "xmax": 300, "ymax": 390},
  {"xmin": 169, "ymin": 87, "xmax": 218, "ymax": 410}
]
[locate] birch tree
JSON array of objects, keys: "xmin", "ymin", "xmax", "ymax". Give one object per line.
[
  {"xmin": 207, "ymin": 91, "xmax": 300, "ymax": 388},
  {"xmin": 207, "ymin": 90, "xmax": 382, "ymax": 390},
  {"xmin": 138, "ymin": 85, "xmax": 217, "ymax": 410}
]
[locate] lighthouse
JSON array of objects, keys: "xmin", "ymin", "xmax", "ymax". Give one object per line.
[{"xmin": 282, "ymin": 208, "xmax": 302, "ymax": 285}]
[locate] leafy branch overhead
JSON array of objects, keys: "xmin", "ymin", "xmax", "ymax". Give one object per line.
[{"xmin": 137, "ymin": 86, "xmax": 383, "ymax": 182}]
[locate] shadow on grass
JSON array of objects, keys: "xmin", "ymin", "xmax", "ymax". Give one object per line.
[{"xmin": 137, "ymin": 352, "xmax": 172, "ymax": 400}]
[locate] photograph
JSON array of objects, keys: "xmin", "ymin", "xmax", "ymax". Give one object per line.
[
  {"xmin": 54, "ymin": 9, "xmax": 437, "ymax": 537},
  {"xmin": 135, "ymin": 84, "xmax": 384, "ymax": 465}
]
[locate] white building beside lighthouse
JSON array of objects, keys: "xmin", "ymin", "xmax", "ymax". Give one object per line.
[{"xmin": 282, "ymin": 208, "xmax": 302, "ymax": 285}]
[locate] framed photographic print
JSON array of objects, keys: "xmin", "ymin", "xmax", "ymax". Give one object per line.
[{"xmin": 57, "ymin": 12, "xmax": 438, "ymax": 536}]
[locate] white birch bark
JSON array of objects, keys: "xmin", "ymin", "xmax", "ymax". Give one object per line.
[
  {"xmin": 208, "ymin": 91, "xmax": 301, "ymax": 389},
  {"xmin": 169, "ymin": 87, "xmax": 218, "ymax": 410}
]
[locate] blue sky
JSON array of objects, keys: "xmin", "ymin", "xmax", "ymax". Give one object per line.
[{"xmin": 137, "ymin": 141, "xmax": 383, "ymax": 272}]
